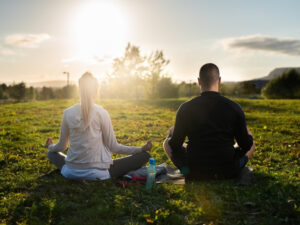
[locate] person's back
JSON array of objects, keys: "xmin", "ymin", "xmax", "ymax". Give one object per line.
[
  {"xmin": 163, "ymin": 63, "xmax": 255, "ymax": 180},
  {"xmin": 46, "ymin": 72, "xmax": 152, "ymax": 181},
  {"xmin": 62, "ymin": 104, "xmax": 112, "ymax": 169}
]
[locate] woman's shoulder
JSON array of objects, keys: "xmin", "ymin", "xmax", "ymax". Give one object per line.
[
  {"xmin": 94, "ymin": 104, "xmax": 106, "ymax": 112},
  {"xmin": 65, "ymin": 104, "xmax": 80, "ymax": 112},
  {"xmin": 94, "ymin": 104, "xmax": 110, "ymax": 118},
  {"xmin": 63, "ymin": 104, "xmax": 81, "ymax": 117}
]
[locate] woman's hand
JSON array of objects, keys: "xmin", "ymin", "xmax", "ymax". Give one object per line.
[
  {"xmin": 45, "ymin": 138, "xmax": 53, "ymax": 148},
  {"xmin": 141, "ymin": 140, "xmax": 152, "ymax": 152}
]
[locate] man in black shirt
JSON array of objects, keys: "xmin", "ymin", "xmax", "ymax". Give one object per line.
[{"xmin": 163, "ymin": 63, "xmax": 255, "ymax": 180}]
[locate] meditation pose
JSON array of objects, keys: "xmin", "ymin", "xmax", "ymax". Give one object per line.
[
  {"xmin": 46, "ymin": 72, "xmax": 152, "ymax": 181},
  {"xmin": 163, "ymin": 63, "xmax": 255, "ymax": 181}
]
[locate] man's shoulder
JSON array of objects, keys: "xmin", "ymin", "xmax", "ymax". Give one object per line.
[
  {"xmin": 219, "ymin": 95, "xmax": 244, "ymax": 113},
  {"xmin": 178, "ymin": 96, "xmax": 200, "ymax": 110},
  {"xmin": 184, "ymin": 95, "xmax": 202, "ymax": 105}
]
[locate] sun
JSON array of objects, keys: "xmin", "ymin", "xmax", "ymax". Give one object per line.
[{"xmin": 71, "ymin": 2, "xmax": 127, "ymax": 62}]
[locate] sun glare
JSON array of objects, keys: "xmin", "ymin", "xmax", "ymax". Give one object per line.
[{"xmin": 72, "ymin": 2, "xmax": 127, "ymax": 62}]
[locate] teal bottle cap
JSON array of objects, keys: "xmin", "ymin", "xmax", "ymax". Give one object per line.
[{"xmin": 149, "ymin": 158, "xmax": 155, "ymax": 165}]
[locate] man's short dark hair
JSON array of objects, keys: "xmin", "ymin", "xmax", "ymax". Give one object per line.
[{"xmin": 199, "ymin": 63, "xmax": 220, "ymax": 90}]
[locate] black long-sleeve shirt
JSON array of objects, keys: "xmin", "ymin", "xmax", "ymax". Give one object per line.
[{"xmin": 169, "ymin": 91, "xmax": 253, "ymax": 179}]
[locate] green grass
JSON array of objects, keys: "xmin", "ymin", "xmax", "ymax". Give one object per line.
[{"xmin": 0, "ymin": 98, "xmax": 299, "ymax": 225}]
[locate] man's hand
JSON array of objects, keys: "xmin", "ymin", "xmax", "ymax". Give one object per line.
[
  {"xmin": 168, "ymin": 126, "xmax": 174, "ymax": 137},
  {"xmin": 45, "ymin": 138, "xmax": 53, "ymax": 148},
  {"xmin": 141, "ymin": 140, "xmax": 152, "ymax": 152}
]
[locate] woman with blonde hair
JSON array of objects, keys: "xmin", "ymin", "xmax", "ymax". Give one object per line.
[{"xmin": 46, "ymin": 72, "xmax": 151, "ymax": 180}]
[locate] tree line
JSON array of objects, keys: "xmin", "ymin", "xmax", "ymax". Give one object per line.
[
  {"xmin": 0, "ymin": 79, "xmax": 263, "ymax": 102},
  {"xmin": 98, "ymin": 43, "xmax": 263, "ymax": 99},
  {"xmin": 262, "ymin": 69, "xmax": 300, "ymax": 99},
  {"xmin": 1, "ymin": 43, "xmax": 298, "ymax": 102},
  {"xmin": 0, "ymin": 83, "xmax": 78, "ymax": 102}
]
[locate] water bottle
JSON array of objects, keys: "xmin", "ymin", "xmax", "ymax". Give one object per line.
[{"xmin": 146, "ymin": 158, "xmax": 156, "ymax": 190}]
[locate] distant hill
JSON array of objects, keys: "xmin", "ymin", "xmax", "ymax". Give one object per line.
[
  {"xmin": 258, "ymin": 67, "xmax": 300, "ymax": 80},
  {"xmin": 27, "ymin": 80, "xmax": 76, "ymax": 88},
  {"xmin": 250, "ymin": 67, "xmax": 300, "ymax": 90}
]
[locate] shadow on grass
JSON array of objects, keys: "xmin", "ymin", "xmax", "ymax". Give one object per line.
[
  {"xmin": 8, "ymin": 171, "xmax": 189, "ymax": 225},
  {"xmin": 8, "ymin": 170, "xmax": 300, "ymax": 225}
]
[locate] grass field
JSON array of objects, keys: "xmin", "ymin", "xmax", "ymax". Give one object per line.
[{"xmin": 0, "ymin": 98, "xmax": 299, "ymax": 225}]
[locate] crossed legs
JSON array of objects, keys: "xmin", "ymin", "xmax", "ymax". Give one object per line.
[
  {"xmin": 47, "ymin": 151, "xmax": 66, "ymax": 170},
  {"xmin": 163, "ymin": 134, "xmax": 255, "ymax": 172},
  {"xmin": 47, "ymin": 151, "xmax": 150, "ymax": 178}
]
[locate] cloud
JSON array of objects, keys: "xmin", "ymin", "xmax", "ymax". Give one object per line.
[
  {"xmin": 4, "ymin": 33, "xmax": 50, "ymax": 48},
  {"xmin": 0, "ymin": 48, "xmax": 15, "ymax": 56},
  {"xmin": 223, "ymin": 35, "xmax": 300, "ymax": 56},
  {"xmin": 62, "ymin": 54, "xmax": 112, "ymax": 64}
]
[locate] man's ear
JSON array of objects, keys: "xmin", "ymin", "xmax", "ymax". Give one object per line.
[
  {"xmin": 219, "ymin": 76, "xmax": 221, "ymax": 84},
  {"xmin": 198, "ymin": 78, "xmax": 201, "ymax": 87}
]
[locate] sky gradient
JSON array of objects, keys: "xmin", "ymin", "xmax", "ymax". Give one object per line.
[{"xmin": 1, "ymin": 0, "xmax": 300, "ymax": 84}]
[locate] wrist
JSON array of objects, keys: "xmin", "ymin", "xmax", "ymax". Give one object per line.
[{"xmin": 141, "ymin": 145, "xmax": 146, "ymax": 152}]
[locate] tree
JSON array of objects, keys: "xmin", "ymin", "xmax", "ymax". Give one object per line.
[
  {"xmin": 157, "ymin": 77, "xmax": 178, "ymax": 98},
  {"xmin": 38, "ymin": 87, "xmax": 54, "ymax": 100},
  {"xmin": 0, "ymin": 83, "xmax": 8, "ymax": 99},
  {"xmin": 110, "ymin": 43, "xmax": 147, "ymax": 98},
  {"xmin": 58, "ymin": 85, "xmax": 78, "ymax": 99},
  {"xmin": 109, "ymin": 43, "xmax": 171, "ymax": 99},
  {"xmin": 26, "ymin": 86, "xmax": 36, "ymax": 100},
  {"xmin": 9, "ymin": 82, "xmax": 26, "ymax": 101},
  {"xmin": 146, "ymin": 50, "xmax": 170, "ymax": 98},
  {"xmin": 262, "ymin": 69, "xmax": 300, "ymax": 99},
  {"xmin": 178, "ymin": 81, "xmax": 201, "ymax": 97},
  {"xmin": 239, "ymin": 81, "xmax": 258, "ymax": 96}
]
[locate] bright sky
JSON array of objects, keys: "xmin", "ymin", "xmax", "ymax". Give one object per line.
[{"xmin": 0, "ymin": 0, "xmax": 300, "ymax": 83}]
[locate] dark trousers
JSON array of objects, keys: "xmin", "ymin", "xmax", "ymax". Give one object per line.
[
  {"xmin": 48, "ymin": 151, "xmax": 150, "ymax": 178},
  {"xmin": 170, "ymin": 146, "xmax": 248, "ymax": 180}
]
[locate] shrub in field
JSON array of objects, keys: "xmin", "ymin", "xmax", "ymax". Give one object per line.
[
  {"xmin": 262, "ymin": 69, "xmax": 300, "ymax": 99},
  {"xmin": 8, "ymin": 82, "xmax": 26, "ymax": 101},
  {"xmin": 157, "ymin": 77, "xmax": 179, "ymax": 98}
]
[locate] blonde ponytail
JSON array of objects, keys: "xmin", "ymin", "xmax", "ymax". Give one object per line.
[{"xmin": 79, "ymin": 72, "xmax": 99, "ymax": 127}]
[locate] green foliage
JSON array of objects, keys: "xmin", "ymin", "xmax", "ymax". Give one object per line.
[
  {"xmin": 146, "ymin": 50, "xmax": 170, "ymax": 98},
  {"xmin": 262, "ymin": 69, "xmax": 300, "ymax": 99},
  {"xmin": 0, "ymin": 83, "xmax": 78, "ymax": 102},
  {"xmin": 54, "ymin": 85, "xmax": 78, "ymax": 99},
  {"xmin": 178, "ymin": 82, "xmax": 201, "ymax": 97},
  {"xmin": 220, "ymin": 81, "xmax": 260, "ymax": 97},
  {"xmin": 239, "ymin": 81, "xmax": 259, "ymax": 96},
  {"xmin": 105, "ymin": 43, "xmax": 174, "ymax": 99},
  {"xmin": 109, "ymin": 43, "xmax": 147, "ymax": 99},
  {"xmin": 157, "ymin": 77, "xmax": 178, "ymax": 98},
  {"xmin": 8, "ymin": 82, "xmax": 26, "ymax": 101},
  {"xmin": 25, "ymin": 86, "xmax": 36, "ymax": 101},
  {"xmin": 38, "ymin": 87, "xmax": 55, "ymax": 100},
  {"xmin": 0, "ymin": 83, "xmax": 8, "ymax": 99},
  {"xmin": 0, "ymin": 99, "xmax": 299, "ymax": 224}
]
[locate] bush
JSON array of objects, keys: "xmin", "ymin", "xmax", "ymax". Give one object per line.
[
  {"xmin": 37, "ymin": 87, "xmax": 55, "ymax": 100},
  {"xmin": 9, "ymin": 82, "xmax": 26, "ymax": 101},
  {"xmin": 157, "ymin": 77, "xmax": 178, "ymax": 98},
  {"xmin": 262, "ymin": 69, "xmax": 300, "ymax": 99}
]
